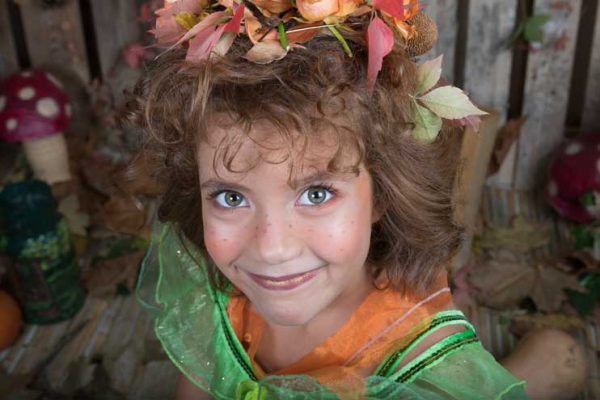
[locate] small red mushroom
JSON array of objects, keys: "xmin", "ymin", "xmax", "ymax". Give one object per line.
[
  {"xmin": 546, "ymin": 134, "xmax": 600, "ymax": 224},
  {"xmin": 0, "ymin": 69, "xmax": 72, "ymax": 184}
]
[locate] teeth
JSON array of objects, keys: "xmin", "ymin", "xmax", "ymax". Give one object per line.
[{"xmin": 263, "ymin": 274, "xmax": 307, "ymax": 286}]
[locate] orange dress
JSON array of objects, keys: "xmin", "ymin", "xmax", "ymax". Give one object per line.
[{"xmin": 227, "ymin": 273, "xmax": 453, "ymax": 390}]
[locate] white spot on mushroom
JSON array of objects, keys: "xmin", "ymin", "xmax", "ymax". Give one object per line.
[
  {"xmin": 36, "ymin": 97, "xmax": 59, "ymax": 118},
  {"xmin": 18, "ymin": 87, "xmax": 36, "ymax": 100},
  {"xmin": 46, "ymin": 73, "xmax": 63, "ymax": 89},
  {"xmin": 548, "ymin": 181, "xmax": 558, "ymax": 197},
  {"xmin": 565, "ymin": 142, "xmax": 583, "ymax": 156},
  {"xmin": 6, "ymin": 118, "xmax": 17, "ymax": 131},
  {"xmin": 20, "ymin": 71, "xmax": 33, "ymax": 77},
  {"xmin": 65, "ymin": 104, "xmax": 72, "ymax": 118},
  {"xmin": 0, "ymin": 96, "xmax": 5, "ymax": 112}
]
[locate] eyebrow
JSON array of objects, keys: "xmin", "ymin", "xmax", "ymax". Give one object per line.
[{"xmin": 200, "ymin": 170, "xmax": 357, "ymax": 192}]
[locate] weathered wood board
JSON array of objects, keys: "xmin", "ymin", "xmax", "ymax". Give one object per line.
[
  {"xmin": 17, "ymin": 0, "xmax": 89, "ymax": 84},
  {"xmin": 420, "ymin": 0, "xmax": 458, "ymax": 82},
  {"xmin": 0, "ymin": 0, "xmax": 19, "ymax": 79},
  {"xmin": 463, "ymin": 0, "xmax": 516, "ymax": 120},
  {"xmin": 89, "ymin": 0, "xmax": 143, "ymax": 78},
  {"xmin": 515, "ymin": 0, "xmax": 582, "ymax": 190},
  {"xmin": 582, "ymin": 1, "xmax": 600, "ymax": 132}
]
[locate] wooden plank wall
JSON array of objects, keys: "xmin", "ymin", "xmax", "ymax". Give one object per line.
[
  {"xmin": 0, "ymin": 0, "xmax": 143, "ymax": 86},
  {"xmin": 0, "ymin": 0, "xmax": 599, "ymax": 194},
  {"xmin": 582, "ymin": 1, "xmax": 600, "ymax": 133},
  {"xmin": 0, "ymin": 0, "xmax": 19, "ymax": 80}
]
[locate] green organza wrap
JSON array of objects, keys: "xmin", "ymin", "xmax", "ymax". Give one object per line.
[{"xmin": 136, "ymin": 223, "xmax": 528, "ymax": 399}]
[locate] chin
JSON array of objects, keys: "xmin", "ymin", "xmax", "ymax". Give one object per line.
[{"xmin": 256, "ymin": 301, "xmax": 320, "ymax": 327}]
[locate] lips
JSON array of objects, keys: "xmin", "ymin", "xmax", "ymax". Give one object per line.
[{"xmin": 246, "ymin": 267, "xmax": 323, "ymax": 291}]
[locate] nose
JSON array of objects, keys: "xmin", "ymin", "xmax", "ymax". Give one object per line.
[{"xmin": 253, "ymin": 210, "xmax": 303, "ymax": 266}]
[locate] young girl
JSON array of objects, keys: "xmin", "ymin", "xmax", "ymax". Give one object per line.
[{"xmin": 132, "ymin": 0, "xmax": 527, "ymax": 398}]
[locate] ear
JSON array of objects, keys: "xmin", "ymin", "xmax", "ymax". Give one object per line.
[{"xmin": 371, "ymin": 203, "xmax": 385, "ymax": 224}]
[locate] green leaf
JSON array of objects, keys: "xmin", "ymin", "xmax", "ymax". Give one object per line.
[
  {"xmin": 412, "ymin": 100, "xmax": 443, "ymax": 142},
  {"xmin": 579, "ymin": 191, "xmax": 596, "ymax": 207},
  {"xmin": 416, "ymin": 55, "xmax": 443, "ymax": 95},
  {"xmin": 502, "ymin": 21, "xmax": 525, "ymax": 49},
  {"xmin": 116, "ymin": 281, "xmax": 132, "ymax": 296},
  {"xmin": 419, "ymin": 86, "xmax": 487, "ymax": 120},
  {"xmin": 523, "ymin": 15, "xmax": 549, "ymax": 43},
  {"xmin": 580, "ymin": 272, "xmax": 600, "ymax": 300},
  {"xmin": 573, "ymin": 225, "xmax": 594, "ymax": 250},
  {"xmin": 565, "ymin": 288, "xmax": 596, "ymax": 317}
]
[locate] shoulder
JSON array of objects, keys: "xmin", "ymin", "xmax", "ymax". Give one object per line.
[
  {"xmin": 375, "ymin": 311, "xmax": 528, "ymax": 399},
  {"xmin": 175, "ymin": 373, "xmax": 213, "ymax": 400}
]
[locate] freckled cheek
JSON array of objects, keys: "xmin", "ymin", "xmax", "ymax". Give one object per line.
[
  {"xmin": 307, "ymin": 207, "xmax": 372, "ymax": 260},
  {"xmin": 202, "ymin": 215, "xmax": 250, "ymax": 266}
]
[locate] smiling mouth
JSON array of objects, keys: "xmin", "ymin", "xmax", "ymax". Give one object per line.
[{"xmin": 246, "ymin": 267, "xmax": 324, "ymax": 291}]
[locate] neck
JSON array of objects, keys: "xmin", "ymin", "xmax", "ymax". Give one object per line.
[{"xmin": 256, "ymin": 269, "xmax": 373, "ymax": 372}]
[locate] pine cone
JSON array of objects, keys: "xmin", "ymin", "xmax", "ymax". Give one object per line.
[{"xmin": 406, "ymin": 12, "xmax": 438, "ymax": 57}]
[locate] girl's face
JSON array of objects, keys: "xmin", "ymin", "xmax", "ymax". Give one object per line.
[{"xmin": 198, "ymin": 123, "xmax": 375, "ymax": 327}]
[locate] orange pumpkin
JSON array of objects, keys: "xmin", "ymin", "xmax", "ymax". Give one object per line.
[{"xmin": 0, "ymin": 290, "xmax": 22, "ymax": 350}]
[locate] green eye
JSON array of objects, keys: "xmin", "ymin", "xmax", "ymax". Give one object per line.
[
  {"xmin": 299, "ymin": 187, "xmax": 333, "ymax": 205},
  {"xmin": 307, "ymin": 188, "xmax": 327, "ymax": 204},
  {"xmin": 215, "ymin": 191, "xmax": 247, "ymax": 208}
]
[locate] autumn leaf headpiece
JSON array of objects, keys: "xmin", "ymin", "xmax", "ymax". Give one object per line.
[{"xmin": 152, "ymin": 0, "xmax": 486, "ymax": 141}]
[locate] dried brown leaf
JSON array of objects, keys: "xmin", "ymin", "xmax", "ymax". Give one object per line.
[
  {"xmin": 93, "ymin": 195, "xmax": 149, "ymax": 238},
  {"xmin": 470, "ymin": 253, "xmax": 535, "ymax": 309},
  {"xmin": 244, "ymin": 41, "xmax": 288, "ymax": 64},
  {"xmin": 510, "ymin": 313, "xmax": 585, "ymax": 338},
  {"xmin": 469, "ymin": 253, "xmax": 582, "ymax": 312},
  {"xmin": 475, "ymin": 216, "xmax": 551, "ymax": 253},
  {"xmin": 83, "ymin": 251, "xmax": 145, "ymax": 298}
]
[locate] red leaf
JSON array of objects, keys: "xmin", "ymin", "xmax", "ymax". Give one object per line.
[
  {"xmin": 372, "ymin": 0, "xmax": 405, "ymax": 19},
  {"xmin": 224, "ymin": 3, "xmax": 245, "ymax": 34},
  {"xmin": 367, "ymin": 16, "xmax": 394, "ymax": 94},
  {"xmin": 122, "ymin": 43, "xmax": 148, "ymax": 69},
  {"xmin": 186, "ymin": 25, "xmax": 227, "ymax": 62}
]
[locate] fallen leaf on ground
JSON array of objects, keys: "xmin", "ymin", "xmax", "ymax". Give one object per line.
[
  {"xmin": 58, "ymin": 194, "xmax": 90, "ymax": 236},
  {"xmin": 474, "ymin": 216, "xmax": 552, "ymax": 253},
  {"xmin": 469, "ymin": 251, "xmax": 582, "ymax": 312},
  {"xmin": 94, "ymin": 195, "xmax": 149, "ymax": 238},
  {"xmin": 509, "ymin": 313, "xmax": 585, "ymax": 337},
  {"xmin": 83, "ymin": 251, "xmax": 145, "ymax": 298}
]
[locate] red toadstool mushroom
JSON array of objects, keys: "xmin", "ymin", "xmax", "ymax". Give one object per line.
[
  {"xmin": 546, "ymin": 134, "xmax": 600, "ymax": 224},
  {"xmin": 0, "ymin": 69, "xmax": 72, "ymax": 184}
]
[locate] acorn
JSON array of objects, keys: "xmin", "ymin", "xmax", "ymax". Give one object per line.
[{"xmin": 405, "ymin": 11, "xmax": 438, "ymax": 57}]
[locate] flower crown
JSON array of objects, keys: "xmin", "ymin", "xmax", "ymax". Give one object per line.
[{"xmin": 152, "ymin": 0, "xmax": 486, "ymax": 141}]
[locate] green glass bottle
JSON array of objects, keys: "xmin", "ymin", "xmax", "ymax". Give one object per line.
[{"xmin": 0, "ymin": 180, "xmax": 85, "ymax": 324}]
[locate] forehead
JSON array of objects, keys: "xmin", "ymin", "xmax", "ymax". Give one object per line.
[{"xmin": 198, "ymin": 118, "xmax": 356, "ymax": 181}]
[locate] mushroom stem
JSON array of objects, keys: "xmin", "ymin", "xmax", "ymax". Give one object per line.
[{"xmin": 22, "ymin": 133, "xmax": 71, "ymax": 184}]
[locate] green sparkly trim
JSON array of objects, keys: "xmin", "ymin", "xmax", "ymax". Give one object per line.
[
  {"xmin": 375, "ymin": 310, "xmax": 471, "ymax": 377},
  {"xmin": 394, "ymin": 330, "xmax": 478, "ymax": 384},
  {"xmin": 215, "ymin": 290, "xmax": 258, "ymax": 381}
]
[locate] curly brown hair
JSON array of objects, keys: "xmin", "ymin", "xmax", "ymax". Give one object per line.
[{"xmin": 126, "ymin": 35, "xmax": 464, "ymax": 295}]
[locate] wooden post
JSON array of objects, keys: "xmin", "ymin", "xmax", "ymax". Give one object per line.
[
  {"xmin": 0, "ymin": 0, "xmax": 19, "ymax": 79},
  {"xmin": 89, "ymin": 0, "xmax": 143, "ymax": 79},
  {"xmin": 514, "ymin": 0, "xmax": 582, "ymax": 190},
  {"xmin": 452, "ymin": 111, "xmax": 501, "ymax": 271},
  {"xmin": 582, "ymin": 1, "xmax": 600, "ymax": 132},
  {"xmin": 420, "ymin": 0, "xmax": 458, "ymax": 81},
  {"xmin": 17, "ymin": 0, "xmax": 89, "ymax": 84}
]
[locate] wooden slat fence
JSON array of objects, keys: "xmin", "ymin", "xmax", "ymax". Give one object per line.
[{"xmin": 1, "ymin": 0, "xmax": 599, "ymax": 161}]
